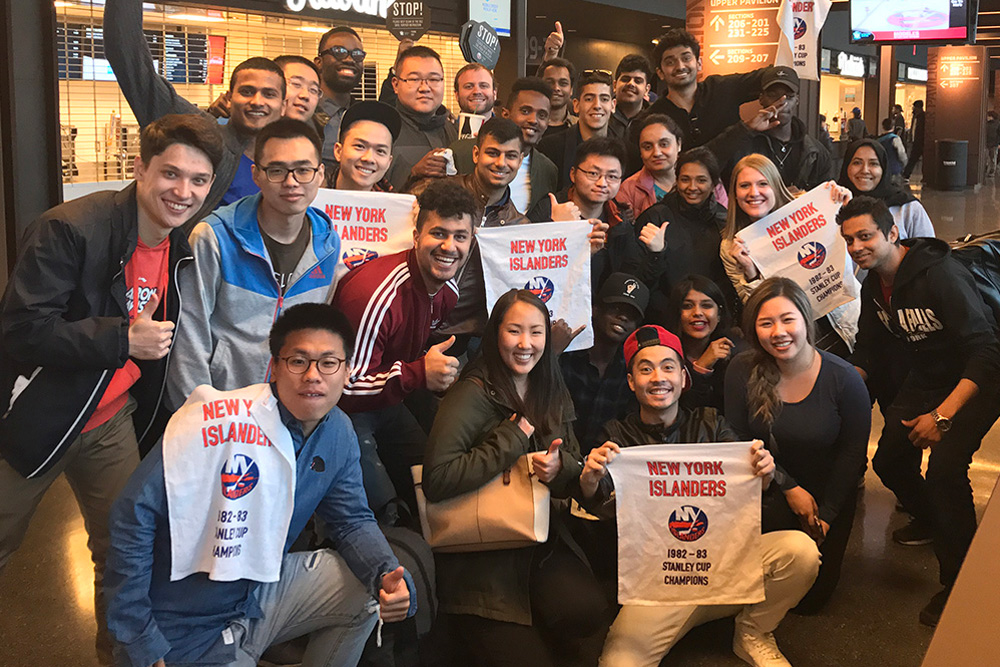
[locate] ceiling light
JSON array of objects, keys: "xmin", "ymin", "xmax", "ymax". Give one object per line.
[{"xmin": 167, "ymin": 13, "xmax": 226, "ymax": 22}]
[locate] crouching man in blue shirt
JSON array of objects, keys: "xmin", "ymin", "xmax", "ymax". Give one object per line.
[{"xmin": 105, "ymin": 303, "xmax": 414, "ymax": 667}]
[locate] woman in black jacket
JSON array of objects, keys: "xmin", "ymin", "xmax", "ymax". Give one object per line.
[{"xmin": 634, "ymin": 147, "xmax": 739, "ymax": 325}]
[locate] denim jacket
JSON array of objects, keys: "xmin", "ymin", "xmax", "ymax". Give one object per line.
[{"xmin": 105, "ymin": 389, "xmax": 415, "ymax": 667}]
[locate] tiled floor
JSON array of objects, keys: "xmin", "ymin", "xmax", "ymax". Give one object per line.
[{"xmin": 3, "ymin": 174, "xmax": 1000, "ymax": 666}]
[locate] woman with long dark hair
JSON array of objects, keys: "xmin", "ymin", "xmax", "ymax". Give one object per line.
[
  {"xmin": 838, "ymin": 138, "xmax": 934, "ymax": 239},
  {"xmin": 720, "ymin": 153, "xmax": 859, "ymax": 356},
  {"xmin": 724, "ymin": 277, "xmax": 870, "ymax": 611},
  {"xmin": 423, "ymin": 289, "xmax": 607, "ymax": 665},
  {"xmin": 666, "ymin": 274, "xmax": 743, "ymax": 412}
]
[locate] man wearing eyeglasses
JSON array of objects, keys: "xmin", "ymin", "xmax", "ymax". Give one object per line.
[
  {"xmin": 166, "ymin": 119, "xmax": 341, "ymax": 411},
  {"xmin": 106, "ymin": 303, "xmax": 415, "ymax": 667},
  {"xmin": 538, "ymin": 69, "xmax": 617, "ymax": 190},
  {"xmin": 384, "ymin": 46, "xmax": 460, "ymax": 192},
  {"xmin": 313, "ymin": 27, "xmax": 366, "ymax": 170}
]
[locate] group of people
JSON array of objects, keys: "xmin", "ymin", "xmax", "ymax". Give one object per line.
[{"xmin": 0, "ymin": 4, "xmax": 996, "ymax": 666}]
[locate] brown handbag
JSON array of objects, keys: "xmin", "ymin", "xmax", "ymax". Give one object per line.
[{"xmin": 411, "ymin": 453, "xmax": 551, "ymax": 552}]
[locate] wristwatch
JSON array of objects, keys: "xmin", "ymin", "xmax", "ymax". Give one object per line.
[{"xmin": 931, "ymin": 410, "xmax": 953, "ymax": 432}]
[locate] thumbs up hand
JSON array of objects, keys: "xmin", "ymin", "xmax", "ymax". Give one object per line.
[
  {"xmin": 424, "ymin": 335, "xmax": 460, "ymax": 392},
  {"xmin": 128, "ymin": 292, "xmax": 175, "ymax": 360},
  {"xmin": 549, "ymin": 193, "xmax": 582, "ymax": 222},
  {"xmin": 379, "ymin": 566, "xmax": 411, "ymax": 623},
  {"xmin": 532, "ymin": 439, "xmax": 564, "ymax": 483},
  {"xmin": 544, "ymin": 21, "xmax": 565, "ymax": 59},
  {"xmin": 639, "ymin": 221, "xmax": 670, "ymax": 253}
]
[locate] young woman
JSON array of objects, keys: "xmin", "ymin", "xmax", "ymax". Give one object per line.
[
  {"xmin": 838, "ymin": 138, "xmax": 935, "ymax": 239},
  {"xmin": 616, "ymin": 114, "xmax": 682, "ymax": 216},
  {"xmin": 666, "ymin": 274, "xmax": 743, "ymax": 412},
  {"xmin": 720, "ymin": 153, "xmax": 859, "ymax": 356},
  {"xmin": 635, "ymin": 148, "xmax": 738, "ymax": 324},
  {"xmin": 423, "ymin": 290, "xmax": 608, "ymax": 666},
  {"xmin": 724, "ymin": 277, "xmax": 871, "ymax": 611}
]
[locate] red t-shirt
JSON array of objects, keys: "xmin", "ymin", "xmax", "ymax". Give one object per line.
[{"xmin": 83, "ymin": 237, "xmax": 170, "ymax": 432}]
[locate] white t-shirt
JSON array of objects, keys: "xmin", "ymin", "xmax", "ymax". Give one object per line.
[{"xmin": 510, "ymin": 152, "xmax": 532, "ymax": 214}]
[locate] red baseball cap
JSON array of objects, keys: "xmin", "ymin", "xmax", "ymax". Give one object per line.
[{"xmin": 623, "ymin": 325, "xmax": 690, "ymax": 390}]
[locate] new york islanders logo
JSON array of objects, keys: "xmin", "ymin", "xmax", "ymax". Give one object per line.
[
  {"xmin": 343, "ymin": 248, "xmax": 379, "ymax": 270},
  {"xmin": 797, "ymin": 241, "xmax": 826, "ymax": 270},
  {"xmin": 793, "ymin": 17, "xmax": 807, "ymax": 40},
  {"xmin": 524, "ymin": 276, "xmax": 554, "ymax": 303},
  {"xmin": 220, "ymin": 454, "xmax": 260, "ymax": 500},
  {"xmin": 668, "ymin": 505, "xmax": 709, "ymax": 542}
]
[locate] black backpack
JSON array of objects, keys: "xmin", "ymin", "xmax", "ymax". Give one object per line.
[{"xmin": 949, "ymin": 231, "xmax": 1000, "ymax": 328}]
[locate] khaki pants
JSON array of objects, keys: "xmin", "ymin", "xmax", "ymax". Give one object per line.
[
  {"xmin": 600, "ymin": 530, "xmax": 821, "ymax": 667},
  {"xmin": 0, "ymin": 398, "xmax": 140, "ymax": 666}
]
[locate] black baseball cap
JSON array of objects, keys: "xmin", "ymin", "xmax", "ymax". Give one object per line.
[
  {"xmin": 598, "ymin": 273, "xmax": 649, "ymax": 318},
  {"xmin": 339, "ymin": 101, "xmax": 402, "ymax": 142},
  {"xmin": 761, "ymin": 66, "xmax": 799, "ymax": 95}
]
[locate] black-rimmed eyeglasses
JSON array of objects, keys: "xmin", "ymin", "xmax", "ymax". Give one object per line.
[
  {"xmin": 255, "ymin": 164, "xmax": 321, "ymax": 184},
  {"xmin": 278, "ymin": 355, "xmax": 346, "ymax": 375},
  {"xmin": 319, "ymin": 46, "xmax": 366, "ymax": 62}
]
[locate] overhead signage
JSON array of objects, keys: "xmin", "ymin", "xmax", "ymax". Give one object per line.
[
  {"xmin": 460, "ymin": 20, "xmax": 501, "ymax": 69},
  {"xmin": 386, "ymin": 1, "xmax": 431, "ymax": 40},
  {"xmin": 284, "ymin": 0, "xmax": 393, "ymax": 19},
  {"xmin": 686, "ymin": 0, "xmax": 787, "ymax": 78},
  {"xmin": 469, "ymin": 0, "xmax": 511, "ymax": 37},
  {"xmin": 837, "ymin": 52, "xmax": 866, "ymax": 78}
]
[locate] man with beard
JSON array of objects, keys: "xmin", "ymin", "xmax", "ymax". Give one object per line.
[
  {"xmin": 538, "ymin": 69, "xmax": 617, "ymax": 190},
  {"xmin": 452, "ymin": 77, "xmax": 559, "ymax": 212},
  {"xmin": 558, "ymin": 273, "xmax": 649, "ymax": 454},
  {"xmin": 313, "ymin": 26, "xmax": 366, "ymax": 170},
  {"xmin": 384, "ymin": 46, "xmax": 459, "ymax": 191},
  {"xmin": 539, "ymin": 57, "xmax": 578, "ymax": 136},
  {"xmin": 333, "ymin": 180, "xmax": 476, "ymax": 519},
  {"xmin": 706, "ymin": 66, "xmax": 832, "ymax": 191},
  {"xmin": 455, "ymin": 63, "xmax": 496, "ymax": 120},
  {"xmin": 646, "ymin": 28, "xmax": 766, "ymax": 149},
  {"xmin": 105, "ymin": 0, "xmax": 285, "ymax": 220}
]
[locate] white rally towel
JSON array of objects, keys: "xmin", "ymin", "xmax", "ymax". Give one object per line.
[
  {"xmin": 776, "ymin": 0, "xmax": 833, "ymax": 81},
  {"xmin": 476, "ymin": 220, "xmax": 593, "ymax": 352},
  {"xmin": 310, "ymin": 188, "xmax": 417, "ymax": 286},
  {"xmin": 736, "ymin": 184, "xmax": 860, "ymax": 319},
  {"xmin": 163, "ymin": 383, "xmax": 297, "ymax": 583},
  {"xmin": 609, "ymin": 442, "xmax": 764, "ymax": 606}
]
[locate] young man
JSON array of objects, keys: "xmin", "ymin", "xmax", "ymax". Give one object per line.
[
  {"xmin": 528, "ymin": 137, "xmax": 642, "ymax": 292},
  {"xmin": 385, "ymin": 46, "xmax": 459, "ymax": 191},
  {"xmin": 558, "ymin": 273, "xmax": 649, "ymax": 454},
  {"xmin": 877, "ymin": 118, "xmax": 908, "ymax": 186},
  {"xmin": 539, "ymin": 57, "xmax": 578, "ymax": 136},
  {"xmin": 452, "ymin": 77, "xmax": 559, "ymax": 212},
  {"xmin": 274, "ymin": 55, "xmax": 323, "ymax": 124},
  {"xmin": 325, "ymin": 100, "xmax": 402, "ymax": 192},
  {"xmin": 166, "ymin": 119, "xmax": 340, "ymax": 409},
  {"xmin": 646, "ymin": 28, "xmax": 766, "ymax": 149},
  {"xmin": 538, "ymin": 69, "xmax": 616, "ymax": 190},
  {"xmin": 454, "ymin": 63, "xmax": 497, "ymax": 118},
  {"xmin": 903, "ymin": 100, "xmax": 925, "ymax": 181},
  {"xmin": 608, "ymin": 54, "xmax": 652, "ymax": 143},
  {"xmin": 578, "ymin": 326, "xmax": 819, "ymax": 667},
  {"xmin": 0, "ymin": 114, "xmax": 223, "ymax": 665},
  {"xmin": 985, "ymin": 110, "xmax": 999, "ymax": 177},
  {"xmin": 707, "ymin": 66, "xmax": 832, "ymax": 192},
  {"xmin": 105, "ymin": 0, "xmax": 285, "ymax": 217},
  {"xmin": 333, "ymin": 180, "xmax": 477, "ymax": 517},
  {"xmin": 839, "ymin": 196, "xmax": 1000, "ymax": 626},
  {"xmin": 313, "ymin": 26, "xmax": 365, "ymax": 168},
  {"xmin": 105, "ymin": 303, "xmax": 414, "ymax": 667}
]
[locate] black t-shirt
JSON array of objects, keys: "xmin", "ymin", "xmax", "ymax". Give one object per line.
[{"xmin": 261, "ymin": 221, "xmax": 311, "ymax": 294}]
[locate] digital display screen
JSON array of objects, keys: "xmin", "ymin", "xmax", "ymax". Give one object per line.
[{"xmin": 851, "ymin": 0, "xmax": 970, "ymax": 43}]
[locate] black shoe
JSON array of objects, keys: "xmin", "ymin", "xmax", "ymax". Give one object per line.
[
  {"xmin": 919, "ymin": 589, "xmax": 950, "ymax": 627},
  {"xmin": 892, "ymin": 520, "xmax": 933, "ymax": 546}
]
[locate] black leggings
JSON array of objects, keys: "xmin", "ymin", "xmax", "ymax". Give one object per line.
[{"xmin": 448, "ymin": 541, "xmax": 611, "ymax": 667}]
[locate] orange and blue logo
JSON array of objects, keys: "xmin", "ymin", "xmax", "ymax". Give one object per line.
[
  {"xmin": 220, "ymin": 454, "xmax": 260, "ymax": 500},
  {"xmin": 524, "ymin": 276, "xmax": 554, "ymax": 303},
  {"xmin": 797, "ymin": 241, "xmax": 826, "ymax": 270},
  {"xmin": 668, "ymin": 505, "xmax": 709, "ymax": 542},
  {"xmin": 343, "ymin": 248, "xmax": 379, "ymax": 270}
]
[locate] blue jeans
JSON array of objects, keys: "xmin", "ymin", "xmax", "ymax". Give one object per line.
[{"xmin": 225, "ymin": 549, "xmax": 378, "ymax": 666}]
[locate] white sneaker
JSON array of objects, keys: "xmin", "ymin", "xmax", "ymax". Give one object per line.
[{"xmin": 733, "ymin": 622, "xmax": 792, "ymax": 666}]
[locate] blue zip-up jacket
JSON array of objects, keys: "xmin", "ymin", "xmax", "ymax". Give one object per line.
[
  {"xmin": 166, "ymin": 194, "xmax": 341, "ymax": 409},
  {"xmin": 105, "ymin": 388, "xmax": 416, "ymax": 667}
]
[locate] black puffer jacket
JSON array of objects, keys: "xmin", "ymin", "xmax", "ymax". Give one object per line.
[{"xmin": 0, "ymin": 185, "xmax": 192, "ymax": 477}]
